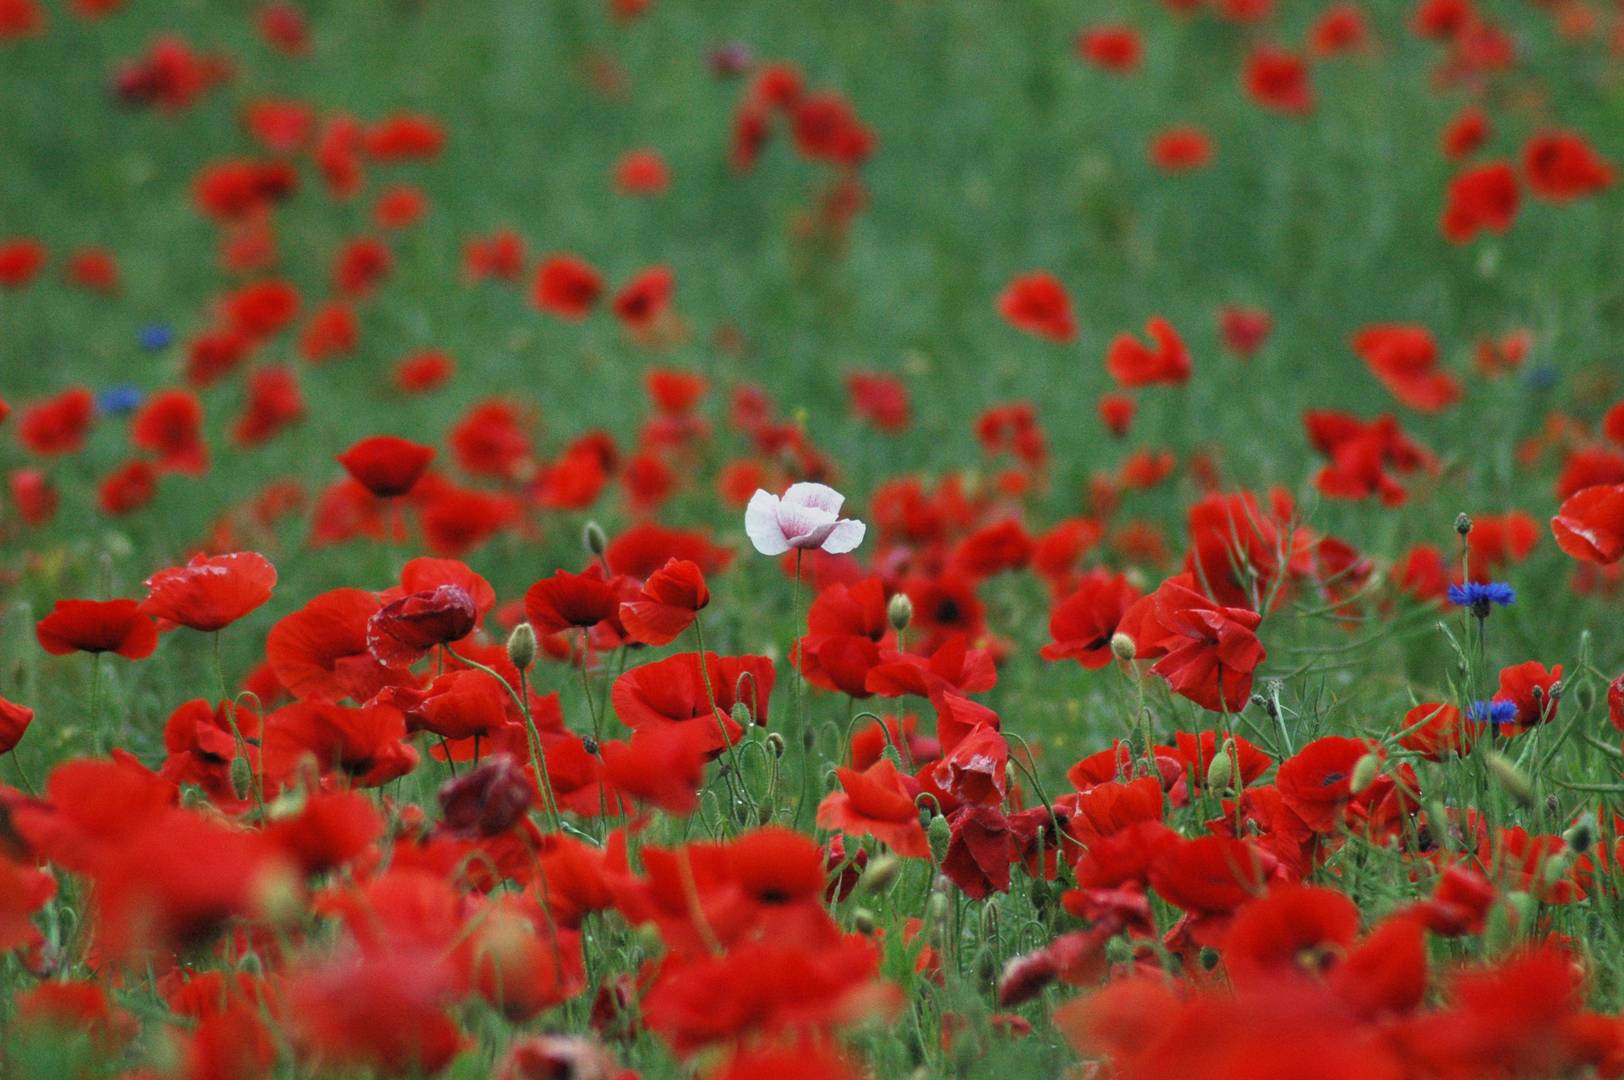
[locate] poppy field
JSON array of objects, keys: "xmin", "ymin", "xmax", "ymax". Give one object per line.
[{"xmin": 6, "ymin": 0, "xmax": 1624, "ymax": 1077}]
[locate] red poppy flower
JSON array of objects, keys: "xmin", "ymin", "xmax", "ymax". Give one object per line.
[
  {"xmin": 140, "ymin": 551, "xmax": 277, "ymax": 632},
  {"xmin": 1494, "ymin": 660, "xmax": 1562, "ymax": 730},
  {"xmin": 337, "ymin": 435, "xmax": 436, "ymax": 498},
  {"xmin": 0, "ymin": 695, "xmax": 33, "ymax": 754},
  {"xmin": 1352, "ymin": 324, "xmax": 1461, "ymax": 412},
  {"xmin": 941, "ymin": 805, "xmax": 1017, "ymax": 899},
  {"xmin": 1524, "ymin": 131, "xmax": 1614, "ymax": 202},
  {"xmin": 267, "ymin": 588, "xmax": 405, "ymax": 702},
  {"xmin": 65, "ymin": 247, "xmax": 119, "ymax": 294},
  {"xmin": 374, "ymin": 183, "xmax": 427, "ymax": 228},
  {"xmin": 394, "ymin": 350, "xmax": 455, "ymax": 394},
  {"xmin": 997, "ymin": 273, "xmax": 1077, "ymax": 343},
  {"xmin": 464, "ymin": 229, "xmax": 526, "ymax": 282},
  {"xmin": 1149, "ymin": 127, "xmax": 1212, "ymax": 172},
  {"xmin": 1106, "ymin": 317, "xmax": 1191, "ymax": 387},
  {"xmin": 363, "ymin": 113, "xmax": 445, "ymax": 160},
  {"xmin": 1223, "ymin": 885, "xmax": 1359, "ymax": 987},
  {"xmin": 232, "ymin": 365, "xmax": 305, "ymax": 446},
  {"xmin": 1148, "ymin": 835, "xmax": 1268, "ymax": 918},
  {"xmin": 816, "ymin": 758, "xmax": 928, "ymax": 858},
  {"xmin": 792, "ymin": 92, "xmax": 874, "ymax": 164},
  {"xmin": 845, "ymin": 371, "xmax": 910, "ymax": 432},
  {"xmin": 1244, "ymin": 46, "xmax": 1313, "ymax": 114},
  {"xmin": 532, "ymin": 254, "xmax": 603, "ymax": 319},
  {"xmin": 1311, "ymin": 4, "xmax": 1368, "ymax": 55},
  {"xmin": 366, "ymin": 585, "xmax": 479, "ymax": 669},
  {"xmin": 0, "ymin": 238, "xmax": 46, "ymax": 287},
  {"xmin": 526, "ymin": 565, "xmax": 627, "ymax": 636},
  {"xmin": 1442, "ymin": 161, "xmax": 1519, "ymax": 243},
  {"xmin": 257, "ymin": 3, "xmax": 309, "ymax": 54},
  {"xmin": 1443, "ymin": 106, "xmax": 1489, "ymax": 159},
  {"xmin": 1077, "ymin": 26, "xmax": 1141, "ymax": 72},
  {"xmin": 1398, "ymin": 702, "xmax": 1480, "ymax": 760},
  {"xmin": 17, "ymin": 387, "xmax": 95, "ymax": 455},
  {"xmin": 614, "ymin": 148, "xmax": 669, "ymax": 195},
  {"xmin": 1551, "ymin": 483, "xmax": 1624, "ymax": 564},
  {"xmin": 299, "ymin": 302, "xmax": 359, "ymax": 362},
  {"xmin": 98, "ymin": 460, "xmax": 158, "ymax": 516},
  {"xmin": 36, "ymin": 599, "xmax": 159, "ymax": 660},
  {"xmin": 612, "ymin": 265, "xmax": 674, "ymax": 331},
  {"xmin": 620, "ymin": 559, "xmax": 710, "ymax": 645},
  {"xmin": 1040, "ymin": 570, "xmax": 1140, "ymax": 669},
  {"xmin": 1276, "ymin": 735, "xmax": 1375, "ymax": 833},
  {"xmin": 611, "ymin": 651, "xmax": 774, "ymax": 753},
  {"xmin": 1130, "ymin": 576, "xmax": 1266, "ymax": 712},
  {"xmin": 131, "ymin": 389, "xmax": 208, "ymax": 474}
]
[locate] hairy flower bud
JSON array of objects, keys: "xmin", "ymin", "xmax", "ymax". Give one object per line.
[
  {"xmin": 887, "ymin": 592, "xmax": 914, "ymax": 633},
  {"xmin": 1110, "ymin": 632, "xmax": 1136, "ymax": 661},
  {"xmin": 582, "ymin": 520, "xmax": 608, "ymax": 556},
  {"xmin": 506, "ymin": 622, "xmax": 537, "ymax": 671},
  {"xmin": 1349, "ymin": 753, "xmax": 1381, "ymax": 795}
]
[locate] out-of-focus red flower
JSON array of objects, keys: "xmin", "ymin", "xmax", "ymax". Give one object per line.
[
  {"xmin": 998, "ymin": 273, "xmax": 1077, "ymax": 343},
  {"xmin": 532, "ymin": 254, "xmax": 603, "ymax": 319},
  {"xmin": 337, "ymin": 435, "xmax": 436, "ymax": 498}
]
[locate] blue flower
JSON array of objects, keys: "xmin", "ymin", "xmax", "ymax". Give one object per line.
[
  {"xmin": 1468, "ymin": 700, "xmax": 1518, "ymax": 726},
  {"xmin": 97, "ymin": 385, "xmax": 143, "ymax": 416},
  {"xmin": 1447, "ymin": 581, "xmax": 1515, "ymax": 618},
  {"xmin": 138, "ymin": 324, "xmax": 174, "ymax": 351}
]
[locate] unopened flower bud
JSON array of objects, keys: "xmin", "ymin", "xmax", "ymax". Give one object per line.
[
  {"xmin": 858, "ymin": 854, "xmax": 902, "ymax": 895},
  {"xmin": 887, "ymin": 592, "xmax": 914, "ymax": 633},
  {"xmin": 1564, "ymin": 818, "xmax": 1594, "ymax": 855},
  {"xmin": 1205, "ymin": 747, "xmax": 1237, "ymax": 793},
  {"xmin": 1110, "ymin": 632, "xmax": 1136, "ymax": 661},
  {"xmin": 852, "ymin": 907, "xmax": 878, "ymax": 934},
  {"xmin": 1455, "ymin": 512, "xmax": 1473, "ymax": 536},
  {"xmin": 506, "ymin": 622, "xmax": 537, "ymax": 671},
  {"xmin": 765, "ymin": 732, "xmax": 785, "ymax": 758},
  {"xmin": 582, "ymin": 520, "xmax": 608, "ymax": 556},
  {"xmin": 230, "ymin": 755, "xmax": 254, "ymax": 802},
  {"xmin": 928, "ymin": 813, "xmax": 952, "ymax": 863},
  {"xmin": 1485, "ymin": 752, "xmax": 1535, "ymax": 807},
  {"xmin": 1349, "ymin": 753, "xmax": 1381, "ymax": 795}
]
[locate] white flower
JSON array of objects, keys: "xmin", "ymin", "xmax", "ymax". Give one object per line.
[{"xmin": 744, "ymin": 482, "xmax": 867, "ymax": 556}]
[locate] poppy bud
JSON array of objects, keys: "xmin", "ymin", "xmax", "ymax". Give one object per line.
[
  {"xmin": 1455, "ymin": 512, "xmax": 1473, "ymax": 536},
  {"xmin": 859, "ymin": 854, "xmax": 901, "ymax": 895},
  {"xmin": 852, "ymin": 907, "xmax": 878, "ymax": 934},
  {"xmin": 928, "ymin": 813, "xmax": 951, "ymax": 863},
  {"xmin": 731, "ymin": 702, "xmax": 752, "ymax": 731},
  {"xmin": 506, "ymin": 622, "xmax": 537, "ymax": 671},
  {"xmin": 230, "ymin": 755, "xmax": 254, "ymax": 802},
  {"xmin": 887, "ymin": 592, "xmax": 913, "ymax": 632},
  {"xmin": 582, "ymin": 520, "xmax": 608, "ymax": 556},
  {"xmin": 766, "ymin": 732, "xmax": 785, "ymax": 757},
  {"xmin": 1349, "ymin": 752, "xmax": 1381, "ymax": 794},
  {"xmin": 1564, "ymin": 818, "xmax": 1594, "ymax": 854},
  {"xmin": 1205, "ymin": 744, "xmax": 1236, "ymax": 792},
  {"xmin": 925, "ymin": 887, "xmax": 951, "ymax": 939},
  {"xmin": 1485, "ymin": 751, "xmax": 1535, "ymax": 807},
  {"xmin": 1110, "ymin": 632, "xmax": 1136, "ymax": 661},
  {"xmin": 1199, "ymin": 946, "xmax": 1220, "ymax": 971},
  {"xmin": 1542, "ymin": 849, "xmax": 1576, "ymax": 887}
]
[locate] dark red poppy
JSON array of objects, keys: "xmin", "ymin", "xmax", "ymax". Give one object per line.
[
  {"xmin": 1494, "ymin": 660, "xmax": 1562, "ymax": 730},
  {"xmin": 611, "ymin": 651, "xmax": 774, "ymax": 753},
  {"xmin": 266, "ymin": 588, "xmax": 401, "ymax": 702},
  {"xmin": 337, "ymin": 435, "xmax": 436, "ymax": 498},
  {"xmin": 1276, "ymin": 735, "xmax": 1375, "ymax": 833},
  {"xmin": 526, "ymin": 565, "xmax": 626, "ymax": 636},
  {"xmin": 367, "ymin": 584, "xmax": 479, "ymax": 668},
  {"xmin": 1244, "ymin": 46, "xmax": 1312, "ymax": 114},
  {"xmin": 612, "ymin": 265, "xmax": 674, "ymax": 331}
]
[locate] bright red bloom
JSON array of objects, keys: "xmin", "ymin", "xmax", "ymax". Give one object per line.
[
  {"xmin": 1551, "ymin": 483, "xmax": 1624, "ymax": 565},
  {"xmin": 816, "ymin": 758, "xmax": 928, "ymax": 858},
  {"xmin": 1077, "ymin": 26, "xmax": 1141, "ymax": 72},
  {"xmin": 0, "ymin": 695, "xmax": 34, "ymax": 754},
  {"xmin": 620, "ymin": 558, "xmax": 710, "ymax": 645},
  {"xmin": 1352, "ymin": 324, "xmax": 1461, "ymax": 412},
  {"xmin": 611, "ymin": 651, "xmax": 774, "ymax": 753},
  {"xmin": 526, "ymin": 565, "xmax": 627, "ymax": 636},
  {"xmin": 1443, "ymin": 106, "xmax": 1489, "ymax": 159},
  {"xmin": 1494, "ymin": 660, "xmax": 1562, "ymax": 730},
  {"xmin": 394, "ymin": 350, "xmax": 454, "ymax": 394},
  {"xmin": 1244, "ymin": 46, "xmax": 1313, "ymax": 114},
  {"xmin": 65, "ymin": 246, "xmax": 119, "ymax": 294},
  {"xmin": 1442, "ymin": 160, "xmax": 1520, "ymax": 243},
  {"xmin": 299, "ymin": 302, "xmax": 359, "ymax": 362},
  {"xmin": 96, "ymin": 460, "xmax": 150, "ymax": 514},
  {"xmin": 257, "ymin": 3, "xmax": 309, "ymax": 54},
  {"xmin": 131, "ymin": 389, "xmax": 208, "ymax": 474},
  {"xmin": 1130, "ymin": 576, "xmax": 1266, "ymax": 712},
  {"xmin": 1311, "ymin": 4, "xmax": 1368, "ymax": 55},
  {"xmin": 1219, "ymin": 305, "xmax": 1272, "ymax": 358},
  {"xmin": 37, "ymin": 599, "xmax": 158, "ymax": 658},
  {"xmin": 232, "ymin": 365, "xmax": 305, "ymax": 446},
  {"xmin": 363, "ymin": 113, "xmax": 446, "ymax": 160},
  {"xmin": 1150, "ymin": 127, "xmax": 1212, "ymax": 172},
  {"xmin": 266, "ymin": 588, "xmax": 403, "ymax": 702},
  {"xmin": 998, "ymin": 273, "xmax": 1077, "ymax": 343},
  {"xmin": 337, "ymin": 435, "xmax": 436, "ymax": 498},
  {"xmin": 614, "ymin": 148, "xmax": 669, "ymax": 195},
  {"xmin": 791, "ymin": 92, "xmax": 875, "ymax": 164},
  {"xmin": 140, "ymin": 551, "xmax": 277, "ymax": 632},
  {"xmin": 17, "ymin": 387, "xmax": 95, "ymax": 455},
  {"xmin": 1106, "ymin": 317, "xmax": 1191, "ymax": 387},
  {"xmin": 0, "ymin": 238, "xmax": 46, "ymax": 287},
  {"xmin": 845, "ymin": 371, "xmax": 910, "ymax": 432},
  {"xmin": 612, "ymin": 265, "xmax": 675, "ymax": 331},
  {"xmin": 1040, "ymin": 570, "xmax": 1140, "ymax": 669},
  {"xmin": 1524, "ymin": 130, "xmax": 1614, "ymax": 202},
  {"xmin": 1276, "ymin": 735, "xmax": 1375, "ymax": 833},
  {"xmin": 532, "ymin": 255, "xmax": 603, "ymax": 319},
  {"xmin": 1399, "ymin": 702, "xmax": 1480, "ymax": 760}
]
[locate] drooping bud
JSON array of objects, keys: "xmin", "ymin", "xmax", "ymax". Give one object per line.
[
  {"xmin": 1110, "ymin": 632, "xmax": 1136, "ymax": 661},
  {"xmin": 887, "ymin": 592, "xmax": 914, "ymax": 633},
  {"xmin": 506, "ymin": 622, "xmax": 537, "ymax": 671},
  {"xmin": 1349, "ymin": 753, "xmax": 1381, "ymax": 795},
  {"xmin": 765, "ymin": 732, "xmax": 785, "ymax": 758},
  {"xmin": 1485, "ymin": 752, "xmax": 1535, "ymax": 807},
  {"xmin": 582, "ymin": 520, "xmax": 608, "ymax": 556}
]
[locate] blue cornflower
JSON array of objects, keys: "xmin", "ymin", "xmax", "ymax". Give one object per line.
[
  {"xmin": 138, "ymin": 324, "xmax": 174, "ymax": 351},
  {"xmin": 97, "ymin": 385, "xmax": 143, "ymax": 417},
  {"xmin": 1447, "ymin": 581, "xmax": 1515, "ymax": 619},
  {"xmin": 1468, "ymin": 699, "xmax": 1518, "ymax": 727}
]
